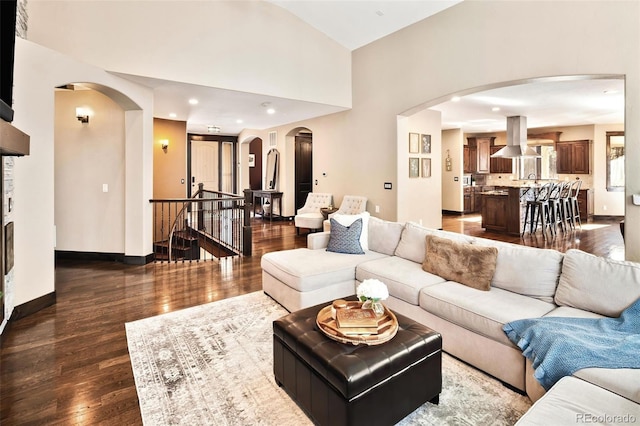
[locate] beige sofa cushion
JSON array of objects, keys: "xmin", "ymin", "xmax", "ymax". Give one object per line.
[
  {"xmin": 368, "ymin": 216, "xmax": 404, "ymax": 255},
  {"xmin": 555, "ymin": 249, "xmax": 640, "ymax": 317},
  {"xmin": 473, "ymin": 238, "xmax": 564, "ymax": 303},
  {"xmin": 420, "ymin": 281, "xmax": 556, "ymax": 346},
  {"xmin": 516, "ymin": 376, "xmax": 640, "ymax": 425},
  {"xmin": 423, "ymin": 234, "xmax": 498, "ymax": 291},
  {"xmin": 356, "ymin": 256, "xmax": 445, "ymax": 305},
  {"xmin": 261, "ymin": 248, "xmax": 387, "ymax": 292},
  {"xmin": 394, "ymin": 222, "xmax": 473, "ymax": 264}
]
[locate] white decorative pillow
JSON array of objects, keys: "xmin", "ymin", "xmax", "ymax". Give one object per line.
[
  {"xmin": 555, "ymin": 249, "xmax": 640, "ymax": 317},
  {"xmin": 330, "ymin": 212, "xmax": 370, "ymax": 250},
  {"xmin": 368, "ymin": 216, "xmax": 404, "ymax": 255}
]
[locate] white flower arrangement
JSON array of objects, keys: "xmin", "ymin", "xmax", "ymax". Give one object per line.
[{"xmin": 356, "ymin": 279, "xmax": 389, "ymax": 302}]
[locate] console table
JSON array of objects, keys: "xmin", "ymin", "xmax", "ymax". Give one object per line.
[{"xmin": 252, "ymin": 190, "xmax": 283, "ymax": 222}]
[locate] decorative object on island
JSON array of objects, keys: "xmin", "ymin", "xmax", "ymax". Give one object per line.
[
  {"xmin": 409, "ymin": 132, "xmax": 420, "ymax": 153},
  {"xmin": 357, "ymin": 279, "xmax": 389, "ymax": 318}
]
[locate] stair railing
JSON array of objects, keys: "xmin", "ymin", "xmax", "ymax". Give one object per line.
[{"xmin": 149, "ymin": 185, "xmax": 253, "ymax": 262}]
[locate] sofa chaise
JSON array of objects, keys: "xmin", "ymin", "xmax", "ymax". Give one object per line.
[{"xmin": 261, "ymin": 213, "xmax": 640, "ymax": 423}]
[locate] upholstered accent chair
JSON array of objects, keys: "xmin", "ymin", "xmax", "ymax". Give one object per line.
[
  {"xmin": 323, "ymin": 195, "xmax": 368, "ymax": 231},
  {"xmin": 294, "ymin": 193, "xmax": 333, "ymax": 234}
]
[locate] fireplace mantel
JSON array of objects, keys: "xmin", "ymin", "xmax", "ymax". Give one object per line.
[{"xmin": 0, "ymin": 120, "xmax": 29, "ymax": 156}]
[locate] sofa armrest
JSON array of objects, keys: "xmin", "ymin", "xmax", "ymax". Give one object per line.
[{"xmin": 307, "ymin": 231, "xmax": 330, "ymax": 250}]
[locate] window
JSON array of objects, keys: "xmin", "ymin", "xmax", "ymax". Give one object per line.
[
  {"xmin": 606, "ymin": 131, "xmax": 624, "ymax": 191},
  {"xmin": 517, "ymin": 144, "xmax": 557, "ymax": 180}
]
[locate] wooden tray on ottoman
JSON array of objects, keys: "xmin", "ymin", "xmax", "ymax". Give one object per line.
[{"xmin": 316, "ymin": 301, "xmax": 398, "ymax": 345}]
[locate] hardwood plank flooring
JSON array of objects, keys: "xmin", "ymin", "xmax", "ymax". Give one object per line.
[{"xmin": 0, "ymin": 215, "xmax": 625, "ymax": 425}]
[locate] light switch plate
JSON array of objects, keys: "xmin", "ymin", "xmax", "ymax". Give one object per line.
[{"xmin": 633, "ymin": 194, "xmax": 640, "ymax": 206}]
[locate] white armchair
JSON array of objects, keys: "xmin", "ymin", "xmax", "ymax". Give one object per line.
[
  {"xmin": 294, "ymin": 193, "xmax": 333, "ymax": 234},
  {"xmin": 323, "ymin": 195, "xmax": 368, "ymax": 231}
]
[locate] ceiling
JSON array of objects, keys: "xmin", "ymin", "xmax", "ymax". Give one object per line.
[{"xmin": 115, "ymin": 1, "xmax": 624, "ymax": 137}]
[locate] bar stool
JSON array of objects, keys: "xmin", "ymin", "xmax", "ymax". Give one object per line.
[
  {"xmin": 565, "ymin": 179, "xmax": 582, "ymax": 229},
  {"xmin": 546, "ymin": 183, "xmax": 563, "ymax": 235},
  {"xmin": 522, "ymin": 182, "xmax": 554, "ymax": 238},
  {"xmin": 552, "ymin": 181, "xmax": 572, "ymax": 233}
]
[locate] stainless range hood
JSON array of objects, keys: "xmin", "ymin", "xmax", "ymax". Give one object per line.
[{"xmin": 490, "ymin": 116, "xmax": 540, "ymax": 158}]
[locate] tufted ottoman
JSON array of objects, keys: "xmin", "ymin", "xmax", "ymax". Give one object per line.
[{"xmin": 273, "ymin": 302, "xmax": 442, "ymax": 426}]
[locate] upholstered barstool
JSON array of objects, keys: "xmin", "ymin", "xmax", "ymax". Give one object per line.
[
  {"xmin": 565, "ymin": 179, "xmax": 583, "ymax": 230},
  {"xmin": 522, "ymin": 183, "xmax": 554, "ymax": 237}
]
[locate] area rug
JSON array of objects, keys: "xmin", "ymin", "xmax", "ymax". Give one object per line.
[{"xmin": 126, "ymin": 291, "xmax": 531, "ymax": 425}]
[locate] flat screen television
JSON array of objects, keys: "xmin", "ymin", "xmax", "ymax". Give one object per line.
[{"xmin": 0, "ymin": 0, "xmax": 17, "ymax": 122}]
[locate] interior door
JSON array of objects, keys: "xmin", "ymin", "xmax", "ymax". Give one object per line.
[
  {"xmin": 191, "ymin": 140, "xmax": 219, "ymax": 192},
  {"xmin": 295, "ymin": 133, "xmax": 313, "ymax": 210}
]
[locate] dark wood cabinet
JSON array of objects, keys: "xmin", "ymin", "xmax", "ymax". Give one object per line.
[
  {"xmin": 489, "ymin": 146, "xmax": 514, "ymax": 173},
  {"xmin": 577, "ymin": 188, "xmax": 593, "ymax": 220},
  {"xmin": 463, "ymin": 145, "xmax": 476, "ymax": 173},
  {"xmin": 466, "ymin": 137, "xmax": 494, "ymax": 174},
  {"xmin": 481, "ymin": 194, "xmax": 509, "ymax": 232},
  {"xmin": 556, "ymin": 140, "xmax": 590, "ymax": 174}
]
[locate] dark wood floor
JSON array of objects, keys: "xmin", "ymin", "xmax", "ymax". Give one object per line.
[{"xmin": 0, "ymin": 214, "xmax": 625, "ymax": 424}]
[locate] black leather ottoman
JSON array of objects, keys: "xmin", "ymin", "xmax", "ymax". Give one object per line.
[{"xmin": 273, "ymin": 303, "xmax": 442, "ymax": 426}]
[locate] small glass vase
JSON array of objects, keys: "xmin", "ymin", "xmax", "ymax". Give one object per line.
[{"xmin": 362, "ymin": 299, "xmax": 385, "ymax": 318}]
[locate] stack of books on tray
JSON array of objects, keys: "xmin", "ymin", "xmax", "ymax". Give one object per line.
[{"xmin": 335, "ymin": 308, "xmax": 379, "ymax": 336}]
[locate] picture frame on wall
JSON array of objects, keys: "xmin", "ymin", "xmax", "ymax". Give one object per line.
[
  {"xmin": 409, "ymin": 157, "xmax": 420, "ymax": 178},
  {"xmin": 422, "ymin": 158, "xmax": 432, "ymax": 178},
  {"xmin": 421, "ymin": 134, "xmax": 431, "ymax": 154},
  {"xmin": 409, "ymin": 133, "xmax": 420, "ymax": 153},
  {"xmin": 248, "ymin": 153, "xmax": 255, "ymax": 168}
]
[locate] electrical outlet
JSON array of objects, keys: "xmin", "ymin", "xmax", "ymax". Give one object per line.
[
  {"xmin": 603, "ymin": 205, "xmax": 607, "ymax": 211},
  {"xmin": 375, "ymin": 205, "xmax": 380, "ymax": 213}
]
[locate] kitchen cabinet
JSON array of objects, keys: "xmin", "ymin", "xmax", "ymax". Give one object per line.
[
  {"xmin": 577, "ymin": 188, "xmax": 593, "ymax": 220},
  {"xmin": 556, "ymin": 140, "xmax": 590, "ymax": 174},
  {"xmin": 490, "ymin": 146, "xmax": 513, "ymax": 173},
  {"xmin": 466, "ymin": 137, "xmax": 494, "ymax": 174},
  {"xmin": 463, "ymin": 146, "xmax": 476, "ymax": 173}
]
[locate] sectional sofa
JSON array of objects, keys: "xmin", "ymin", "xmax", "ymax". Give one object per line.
[{"xmin": 261, "ymin": 213, "xmax": 640, "ymax": 423}]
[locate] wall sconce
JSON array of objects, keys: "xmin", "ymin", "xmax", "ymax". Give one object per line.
[
  {"xmin": 160, "ymin": 139, "xmax": 169, "ymax": 151},
  {"xmin": 76, "ymin": 107, "xmax": 89, "ymax": 124}
]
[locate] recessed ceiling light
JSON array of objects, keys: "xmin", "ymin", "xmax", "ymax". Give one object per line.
[
  {"xmin": 188, "ymin": 98, "xmax": 199, "ymax": 105},
  {"xmin": 451, "ymin": 96, "xmax": 461, "ymax": 102},
  {"xmin": 492, "ymin": 107, "xmax": 500, "ymax": 112},
  {"xmin": 604, "ymin": 90, "xmax": 619, "ymax": 95},
  {"xmin": 169, "ymin": 113, "xmax": 177, "ymax": 118},
  {"xmin": 267, "ymin": 108, "xmax": 276, "ymax": 115},
  {"xmin": 236, "ymin": 119, "xmax": 243, "ymax": 124}
]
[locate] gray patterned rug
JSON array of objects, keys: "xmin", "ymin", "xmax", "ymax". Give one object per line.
[{"xmin": 126, "ymin": 291, "xmax": 531, "ymax": 425}]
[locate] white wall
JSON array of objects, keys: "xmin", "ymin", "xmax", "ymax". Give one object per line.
[
  {"xmin": 397, "ymin": 109, "xmax": 442, "ymax": 227},
  {"xmin": 442, "ymin": 129, "xmax": 464, "ymax": 212},
  {"xmin": 11, "ymin": 38, "xmax": 153, "ymax": 313},
  {"xmin": 27, "ymin": 0, "xmax": 352, "ymax": 109},
  {"xmin": 55, "ymin": 89, "xmax": 126, "ymax": 253}
]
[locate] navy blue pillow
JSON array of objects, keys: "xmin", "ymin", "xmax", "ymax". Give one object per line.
[{"xmin": 326, "ymin": 218, "xmax": 364, "ymax": 255}]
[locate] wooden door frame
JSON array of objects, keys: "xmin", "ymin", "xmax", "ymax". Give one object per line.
[
  {"xmin": 187, "ymin": 133, "xmax": 238, "ymax": 197},
  {"xmin": 294, "ymin": 133, "xmax": 313, "ymax": 211}
]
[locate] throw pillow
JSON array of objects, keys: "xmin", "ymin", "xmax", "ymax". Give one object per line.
[
  {"xmin": 326, "ymin": 218, "xmax": 364, "ymax": 255},
  {"xmin": 368, "ymin": 216, "xmax": 404, "ymax": 255},
  {"xmin": 330, "ymin": 212, "xmax": 370, "ymax": 250},
  {"xmin": 422, "ymin": 234, "xmax": 498, "ymax": 291}
]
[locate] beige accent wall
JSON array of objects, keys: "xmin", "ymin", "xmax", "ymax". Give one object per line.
[
  {"xmin": 153, "ymin": 118, "xmax": 187, "ymax": 199},
  {"xmin": 442, "ymin": 129, "xmax": 464, "ymax": 212},
  {"xmin": 54, "ymin": 89, "xmax": 126, "ymax": 253},
  {"xmin": 27, "ymin": 0, "xmax": 352, "ymax": 109}
]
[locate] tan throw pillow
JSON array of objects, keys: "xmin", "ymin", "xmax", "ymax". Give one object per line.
[{"xmin": 422, "ymin": 234, "xmax": 498, "ymax": 291}]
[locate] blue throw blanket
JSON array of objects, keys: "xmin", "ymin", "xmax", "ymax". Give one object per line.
[{"xmin": 503, "ymin": 297, "xmax": 640, "ymax": 390}]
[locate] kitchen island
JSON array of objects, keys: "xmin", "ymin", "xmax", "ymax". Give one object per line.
[{"xmin": 480, "ymin": 187, "xmax": 523, "ymax": 235}]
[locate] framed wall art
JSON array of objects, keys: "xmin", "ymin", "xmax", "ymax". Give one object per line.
[
  {"xmin": 421, "ymin": 134, "xmax": 431, "ymax": 154},
  {"xmin": 248, "ymin": 153, "xmax": 255, "ymax": 168},
  {"xmin": 422, "ymin": 158, "xmax": 432, "ymax": 178},
  {"xmin": 409, "ymin": 157, "xmax": 420, "ymax": 178},
  {"xmin": 409, "ymin": 133, "xmax": 420, "ymax": 153}
]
